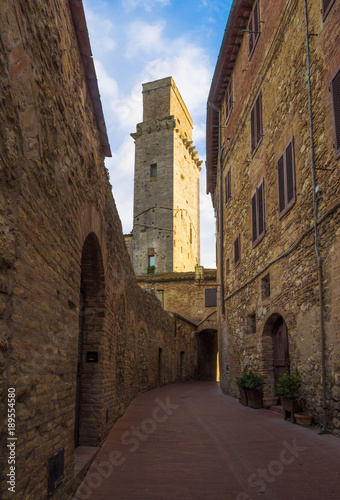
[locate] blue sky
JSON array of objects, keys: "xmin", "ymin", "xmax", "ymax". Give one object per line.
[{"xmin": 83, "ymin": 0, "xmax": 232, "ymax": 268}]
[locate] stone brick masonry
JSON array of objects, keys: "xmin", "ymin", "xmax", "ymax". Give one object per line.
[
  {"xmin": 207, "ymin": 0, "xmax": 340, "ymax": 434},
  {"xmin": 0, "ymin": 1, "xmax": 198, "ymax": 499}
]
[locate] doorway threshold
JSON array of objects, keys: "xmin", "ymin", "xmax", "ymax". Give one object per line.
[{"xmin": 74, "ymin": 446, "xmax": 100, "ymax": 482}]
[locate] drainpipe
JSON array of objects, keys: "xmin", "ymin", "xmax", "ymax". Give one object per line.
[
  {"xmin": 303, "ymin": 0, "xmax": 329, "ymax": 434},
  {"xmin": 208, "ymin": 102, "xmax": 225, "ymax": 318}
]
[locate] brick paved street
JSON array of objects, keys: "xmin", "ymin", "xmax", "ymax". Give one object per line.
[{"xmin": 74, "ymin": 382, "xmax": 340, "ymax": 500}]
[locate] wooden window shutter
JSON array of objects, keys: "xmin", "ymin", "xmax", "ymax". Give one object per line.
[
  {"xmin": 277, "ymin": 155, "xmax": 285, "ymax": 214},
  {"xmin": 331, "ymin": 67, "xmax": 340, "ymax": 156},
  {"xmin": 258, "ymin": 180, "xmax": 264, "ymax": 237},
  {"xmin": 249, "ymin": 14, "xmax": 254, "ymax": 54},
  {"xmin": 322, "ymin": 0, "xmax": 335, "ymax": 20},
  {"xmin": 251, "ymin": 92, "xmax": 262, "ymax": 154},
  {"xmin": 228, "ymin": 169, "xmax": 231, "ymax": 200},
  {"xmin": 254, "ymin": 1, "xmax": 260, "ymax": 33},
  {"xmin": 234, "ymin": 235, "xmax": 240, "ymax": 264},
  {"xmin": 251, "ymin": 106, "xmax": 255, "ymax": 152},
  {"xmin": 286, "ymin": 140, "xmax": 295, "ymax": 204},
  {"xmin": 251, "ymin": 193, "xmax": 257, "ymax": 243},
  {"xmin": 256, "ymin": 92, "xmax": 262, "ymax": 146},
  {"xmin": 225, "ymin": 174, "xmax": 228, "ymax": 205},
  {"xmin": 205, "ymin": 288, "xmax": 217, "ymax": 307}
]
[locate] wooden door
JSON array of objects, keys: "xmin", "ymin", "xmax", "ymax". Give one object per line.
[{"xmin": 273, "ymin": 320, "xmax": 290, "ymax": 379}]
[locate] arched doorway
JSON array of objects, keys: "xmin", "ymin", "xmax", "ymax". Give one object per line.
[
  {"xmin": 75, "ymin": 233, "xmax": 105, "ymax": 447},
  {"xmin": 197, "ymin": 329, "xmax": 218, "ymax": 381},
  {"xmin": 262, "ymin": 313, "xmax": 290, "ymax": 395}
]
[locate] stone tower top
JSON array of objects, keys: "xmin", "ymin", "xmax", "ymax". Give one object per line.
[
  {"xmin": 131, "ymin": 76, "xmax": 201, "ymax": 276},
  {"xmin": 142, "ymin": 77, "xmax": 193, "ymax": 140}
]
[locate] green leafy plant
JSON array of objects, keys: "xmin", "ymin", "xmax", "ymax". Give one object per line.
[
  {"xmin": 274, "ymin": 371, "xmax": 301, "ymax": 399},
  {"xmin": 147, "ymin": 265, "xmax": 155, "ymax": 275},
  {"xmin": 236, "ymin": 367, "xmax": 264, "ymax": 390}
]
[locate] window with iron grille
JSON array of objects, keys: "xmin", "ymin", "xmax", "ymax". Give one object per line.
[
  {"xmin": 249, "ymin": 1, "xmax": 260, "ymax": 59},
  {"xmin": 225, "ymin": 78, "xmax": 233, "ymax": 123},
  {"xmin": 277, "ymin": 138, "xmax": 296, "ymax": 217},
  {"xmin": 251, "ymin": 92, "xmax": 262, "ymax": 155},
  {"xmin": 322, "ymin": 0, "xmax": 335, "ymax": 20},
  {"xmin": 225, "ymin": 169, "xmax": 231, "ymax": 205},
  {"xmin": 330, "ymin": 67, "xmax": 340, "ymax": 158},
  {"xmin": 234, "ymin": 234, "xmax": 241, "ymax": 265},
  {"xmin": 251, "ymin": 179, "xmax": 265, "ymax": 245},
  {"xmin": 205, "ymin": 288, "xmax": 217, "ymax": 307}
]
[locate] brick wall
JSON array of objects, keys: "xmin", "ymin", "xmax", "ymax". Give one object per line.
[
  {"xmin": 209, "ymin": 0, "xmax": 340, "ymax": 433},
  {"xmin": 0, "ymin": 2, "xmax": 198, "ymax": 498},
  {"xmin": 131, "ymin": 77, "xmax": 202, "ymax": 275}
]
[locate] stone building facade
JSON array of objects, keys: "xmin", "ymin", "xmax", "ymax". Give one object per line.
[
  {"xmin": 0, "ymin": 1, "xmax": 198, "ymax": 499},
  {"xmin": 206, "ymin": 0, "xmax": 340, "ymax": 433},
  {"xmin": 137, "ymin": 269, "xmax": 219, "ymax": 381},
  {"xmin": 130, "ymin": 77, "xmax": 202, "ymax": 276}
]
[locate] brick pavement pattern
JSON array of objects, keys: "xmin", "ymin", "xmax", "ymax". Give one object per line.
[{"xmin": 74, "ymin": 382, "xmax": 340, "ymax": 500}]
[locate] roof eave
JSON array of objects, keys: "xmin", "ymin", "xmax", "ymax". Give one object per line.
[{"xmin": 206, "ymin": 0, "xmax": 254, "ymax": 194}]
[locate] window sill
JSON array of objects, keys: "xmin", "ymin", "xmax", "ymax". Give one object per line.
[
  {"xmin": 251, "ymin": 136, "xmax": 263, "ymax": 158},
  {"xmin": 279, "ymin": 198, "xmax": 296, "ymax": 220},
  {"xmin": 322, "ymin": 0, "xmax": 335, "ymax": 21},
  {"xmin": 252, "ymin": 231, "xmax": 265, "ymax": 248},
  {"xmin": 249, "ymin": 34, "xmax": 260, "ymax": 61}
]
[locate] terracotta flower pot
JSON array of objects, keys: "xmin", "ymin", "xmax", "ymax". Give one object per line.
[
  {"xmin": 263, "ymin": 396, "xmax": 279, "ymax": 409},
  {"xmin": 294, "ymin": 413, "xmax": 313, "ymax": 426}
]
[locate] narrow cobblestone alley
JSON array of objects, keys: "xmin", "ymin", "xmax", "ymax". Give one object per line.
[{"xmin": 74, "ymin": 382, "xmax": 340, "ymax": 500}]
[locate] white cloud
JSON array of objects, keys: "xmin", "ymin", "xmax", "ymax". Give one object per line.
[
  {"xmin": 122, "ymin": 0, "xmax": 170, "ymax": 13},
  {"xmin": 107, "ymin": 137, "xmax": 135, "ymax": 176},
  {"xmin": 94, "ymin": 60, "xmax": 142, "ymax": 132},
  {"xmin": 193, "ymin": 122, "xmax": 206, "ymax": 148},
  {"xmin": 126, "ymin": 20, "xmax": 165, "ymax": 58},
  {"xmin": 84, "ymin": 5, "xmax": 117, "ymax": 52}
]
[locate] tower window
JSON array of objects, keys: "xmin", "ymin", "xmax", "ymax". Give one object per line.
[{"xmin": 150, "ymin": 163, "xmax": 157, "ymax": 178}]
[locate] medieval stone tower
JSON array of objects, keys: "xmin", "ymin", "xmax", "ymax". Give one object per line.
[{"xmin": 130, "ymin": 77, "xmax": 202, "ymax": 276}]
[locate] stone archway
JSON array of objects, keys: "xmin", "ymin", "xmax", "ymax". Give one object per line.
[
  {"xmin": 197, "ymin": 329, "xmax": 218, "ymax": 381},
  {"xmin": 262, "ymin": 313, "xmax": 290, "ymax": 396},
  {"xmin": 74, "ymin": 232, "xmax": 106, "ymax": 447}
]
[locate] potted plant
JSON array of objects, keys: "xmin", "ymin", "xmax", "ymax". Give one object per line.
[
  {"xmin": 237, "ymin": 368, "xmax": 264, "ymax": 409},
  {"xmin": 274, "ymin": 371, "xmax": 302, "ymax": 423}
]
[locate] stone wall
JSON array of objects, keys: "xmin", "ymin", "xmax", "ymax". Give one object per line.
[
  {"xmin": 210, "ymin": 0, "xmax": 340, "ymax": 433},
  {"xmin": 137, "ymin": 270, "xmax": 218, "ymax": 326},
  {"xmin": 131, "ymin": 77, "xmax": 202, "ymax": 275},
  {"xmin": 0, "ymin": 1, "xmax": 198, "ymax": 499}
]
